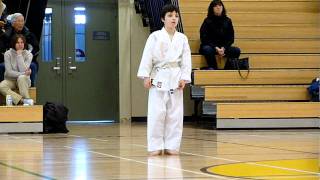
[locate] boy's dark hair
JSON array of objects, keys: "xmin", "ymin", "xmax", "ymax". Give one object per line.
[
  {"xmin": 207, "ymin": 0, "xmax": 227, "ymax": 17},
  {"xmin": 160, "ymin": 4, "xmax": 180, "ymax": 19},
  {"xmin": 10, "ymin": 34, "xmax": 27, "ymax": 50}
]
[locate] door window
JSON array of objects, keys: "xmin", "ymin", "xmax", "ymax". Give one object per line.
[
  {"xmin": 74, "ymin": 7, "xmax": 86, "ymax": 62},
  {"xmin": 41, "ymin": 8, "xmax": 53, "ymax": 62}
]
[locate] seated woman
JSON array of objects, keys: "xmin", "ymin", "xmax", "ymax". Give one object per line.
[
  {"xmin": 199, "ymin": 0, "xmax": 241, "ymax": 70},
  {"xmin": 0, "ymin": 34, "xmax": 33, "ymax": 105}
]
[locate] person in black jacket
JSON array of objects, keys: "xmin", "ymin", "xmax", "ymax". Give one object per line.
[
  {"xmin": 199, "ymin": 0, "xmax": 240, "ymax": 70},
  {"xmin": 0, "ymin": 0, "xmax": 7, "ymax": 81},
  {"xmin": 0, "ymin": 13, "xmax": 39, "ymax": 86}
]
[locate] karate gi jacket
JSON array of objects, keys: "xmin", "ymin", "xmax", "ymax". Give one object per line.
[{"xmin": 137, "ymin": 28, "xmax": 191, "ymax": 91}]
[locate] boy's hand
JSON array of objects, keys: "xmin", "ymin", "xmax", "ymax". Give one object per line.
[
  {"xmin": 144, "ymin": 77, "xmax": 152, "ymax": 89},
  {"xmin": 178, "ymin": 80, "xmax": 186, "ymax": 90}
]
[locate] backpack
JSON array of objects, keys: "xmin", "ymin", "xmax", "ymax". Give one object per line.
[
  {"xmin": 43, "ymin": 102, "xmax": 69, "ymax": 133},
  {"xmin": 307, "ymin": 78, "xmax": 319, "ymax": 102}
]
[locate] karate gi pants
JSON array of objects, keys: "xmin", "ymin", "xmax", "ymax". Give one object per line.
[{"xmin": 147, "ymin": 87, "xmax": 183, "ymax": 152}]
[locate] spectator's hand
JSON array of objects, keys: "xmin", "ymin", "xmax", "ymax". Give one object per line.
[
  {"xmin": 218, "ymin": 48, "xmax": 225, "ymax": 56},
  {"xmin": 215, "ymin": 47, "xmax": 225, "ymax": 57},
  {"xmin": 25, "ymin": 68, "xmax": 32, "ymax": 76},
  {"xmin": 0, "ymin": 21, "xmax": 5, "ymax": 28},
  {"xmin": 143, "ymin": 77, "xmax": 152, "ymax": 89},
  {"xmin": 221, "ymin": 47, "xmax": 225, "ymax": 56},
  {"xmin": 178, "ymin": 80, "xmax": 186, "ymax": 90}
]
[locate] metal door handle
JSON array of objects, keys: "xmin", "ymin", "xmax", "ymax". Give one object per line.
[
  {"xmin": 67, "ymin": 56, "xmax": 77, "ymax": 74},
  {"xmin": 53, "ymin": 57, "xmax": 61, "ymax": 74}
]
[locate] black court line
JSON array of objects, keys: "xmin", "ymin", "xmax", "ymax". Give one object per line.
[{"xmin": 0, "ymin": 162, "xmax": 56, "ymax": 180}]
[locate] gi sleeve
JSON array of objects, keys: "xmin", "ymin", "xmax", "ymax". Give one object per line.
[
  {"xmin": 180, "ymin": 35, "xmax": 192, "ymax": 83},
  {"xmin": 137, "ymin": 33, "xmax": 156, "ymax": 79}
]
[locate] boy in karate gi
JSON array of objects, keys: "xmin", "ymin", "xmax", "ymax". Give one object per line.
[{"xmin": 137, "ymin": 4, "xmax": 191, "ymax": 156}]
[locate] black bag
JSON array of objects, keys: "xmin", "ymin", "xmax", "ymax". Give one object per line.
[
  {"xmin": 225, "ymin": 57, "xmax": 250, "ymax": 79},
  {"xmin": 43, "ymin": 102, "xmax": 69, "ymax": 133},
  {"xmin": 307, "ymin": 78, "xmax": 319, "ymax": 102}
]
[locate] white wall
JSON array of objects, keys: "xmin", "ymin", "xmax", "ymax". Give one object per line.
[
  {"xmin": 119, "ymin": 1, "xmax": 194, "ymax": 120},
  {"xmin": 119, "ymin": 0, "xmax": 132, "ymax": 121}
]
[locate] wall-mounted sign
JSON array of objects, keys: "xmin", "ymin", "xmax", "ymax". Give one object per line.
[{"xmin": 93, "ymin": 31, "xmax": 110, "ymax": 40}]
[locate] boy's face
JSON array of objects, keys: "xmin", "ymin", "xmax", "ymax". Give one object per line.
[{"xmin": 161, "ymin": 11, "xmax": 179, "ymax": 29}]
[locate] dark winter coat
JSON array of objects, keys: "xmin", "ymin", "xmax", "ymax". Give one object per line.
[{"xmin": 199, "ymin": 15, "xmax": 235, "ymax": 50}]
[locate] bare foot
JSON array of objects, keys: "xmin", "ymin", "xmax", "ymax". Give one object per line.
[
  {"xmin": 148, "ymin": 150, "xmax": 162, "ymax": 156},
  {"xmin": 164, "ymin": 149, "xmax": 179, "ymax": 155}
]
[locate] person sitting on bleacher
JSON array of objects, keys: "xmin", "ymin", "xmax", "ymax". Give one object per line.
[
  {"xmin": 0, "ymin": 0, "xmax": 7, "ymax": 81},
  {"xmin": 199, "ymin": 0, "xmax": 240, "ymax": 70},
  {"xmin": 0, "ymin": 0, "xmax": 7, "ymax": 30},
  {"xmin": 0, "ymin": 13, "xmax": 39, "ymax": 86},
  {"xmin": 0, "ymin": 34, "xmax": 33, "ymax": 105}
]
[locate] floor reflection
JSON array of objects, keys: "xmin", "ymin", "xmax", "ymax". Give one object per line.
[{"xmin": 148, "ymin": 156, "xmax": 183, "ymax": 179}]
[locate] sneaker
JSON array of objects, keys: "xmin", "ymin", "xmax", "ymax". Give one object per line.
[{"xmin": 23, "ymin": 98, "xmax": 34, "ymax": 106}]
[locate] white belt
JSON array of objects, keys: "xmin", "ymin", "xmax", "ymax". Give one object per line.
[{"xmin": 154, "ymin": 61, "xmax": 181, "ymax": 70}]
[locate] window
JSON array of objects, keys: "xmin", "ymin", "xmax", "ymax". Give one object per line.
[
  {"xmin": 41, "ymin": 8, "xmax": 53, "ymax": 62},
  {"xmin": 74, "ymin": 7, "xmax": 86, "ymax": 62}
]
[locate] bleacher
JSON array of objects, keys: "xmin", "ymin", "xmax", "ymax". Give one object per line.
[
  {"xmin": 180, "ymin": 0, "xmax": 320, "ymax": 128},
  {"xmin": 0, "ymin": 88, "xmax": 43, "ymax": 133}
]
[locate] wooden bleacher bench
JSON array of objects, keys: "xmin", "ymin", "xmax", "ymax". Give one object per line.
[
  {"xmin": 180, "ymin": 0, "xmax": 320, "ymax": 54},
  {"xmin": 192, "ymin": 54, "xmax": 320, "ymax": 69},
  {"xmin": 186, "ymin": 25, "xmax": 320, "ymax": 40},
  {"xmin": 189, "ymin": 39, "xmax": 320, "ymax": 54},
  {"xmin": 217, "ymin": 102, "xmax": 320, "ymax": 119},
  {"xmin": 179, "ymin": 0, "xmax": 320, "ymax": 13},
  {"xmin": 182, "ymin": 13, "xmax": 320, "ymax": 28},
  {"xmin": 192, "ymin": 69, "xmax": 320, "ymax": 128},
  {"xmin": 0, "ymin": 87, "xmax": 43, "ymax": 133},
  {"xmin": 193, "ymin": 69, "xmax": 319, "ymax": 85},
  {"xmin": 205, "ymin": 85, "xmax": 310, "ymax": 101},
  {"xmin": 181, "ymin": 0, "xmax": 320, "ymax": 128},
  {"xmin": 216, "ymin": 102, "xmax": 320, "ymax": 128}
]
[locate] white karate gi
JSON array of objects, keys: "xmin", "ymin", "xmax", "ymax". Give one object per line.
[{"xmin": 137, "ymin": 28, "xmax": 191, "ymax": 152}]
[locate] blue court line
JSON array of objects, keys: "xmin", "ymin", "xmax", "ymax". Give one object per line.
[{"xmin": 0, "ymin": 162, "xmax": 56, "ymax": 180}]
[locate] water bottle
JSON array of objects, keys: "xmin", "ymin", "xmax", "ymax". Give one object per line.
[{"xmin": 6, "ymin": 95, "xmax": 13, "ymax": 106}]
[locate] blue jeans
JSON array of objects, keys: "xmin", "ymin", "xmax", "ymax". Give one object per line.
[
  {"xmin": 0, "ymin": 63, "xmax": 4, "ymax": 82},
  {"xmin": 29, "ymin": 62, "xmax": 38, "ymax": 87},
  {"xmin": 199, "ymin": 45, "xmax": 241, "ymax": 69},
  {"xmin": 0, "ymin": 62, "xmax": 38, "ymax": 87}
]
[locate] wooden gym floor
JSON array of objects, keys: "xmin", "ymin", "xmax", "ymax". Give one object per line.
[{"xmin": 0, "ymin": 122, "xmax": 319, "ymax": 179}]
